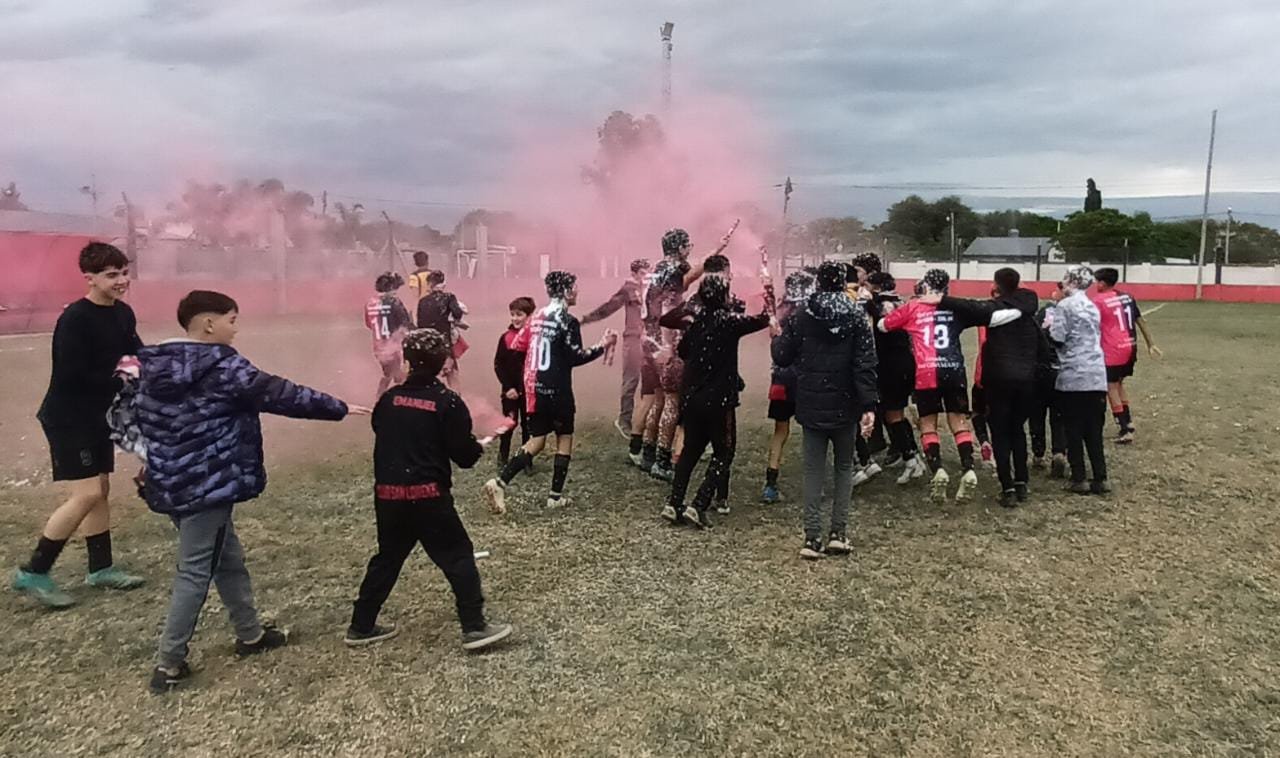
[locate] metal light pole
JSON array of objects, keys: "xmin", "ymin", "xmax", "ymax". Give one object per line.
[
  {"xmin": 1194, "ymin": 109, "xmax": 1217, "ymax": 300},
  {"xmin": 949, "ymin": 212, "xmax": 958, "ymax": 278},
  {"xmin": 1224, "ymin": 206, "xmax": 1233, "ymax": 265},
  {"xmin": 660, "ymin": 22, "xmax": 674, "ymax": 115}
]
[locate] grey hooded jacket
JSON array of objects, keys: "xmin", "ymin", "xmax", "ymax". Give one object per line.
[{"xmin": 1047, "ymin": 290, "xmax": 1107, "ymax": 392}]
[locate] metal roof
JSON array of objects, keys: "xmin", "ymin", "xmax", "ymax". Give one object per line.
[
  {"xmin": 0, "ymin": 210, "xmax": 119, "ymax": 236},
  {"xmin": 962, "ymin": 236, "xmax": 1057, "ymax": 259}
]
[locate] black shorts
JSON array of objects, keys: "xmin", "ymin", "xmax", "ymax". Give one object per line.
[
  {"xmin": 767, "ymin": 379, "xmax": 796, "ymax": 421},
  {"xmin": 877, "ymin": 367, "xmax": 914, "ymax": 411},
  {"xmin": 915, "ymin": 382, "xmax": 970, "ymax": 418},
  {"xmin": 526, "ymin": 394, "xmax": 576, "ymax": 437},
  {"xmin": 43, "ymin": 424, "xmax": 115, "ymax": 481},
  {"xmin": 1106, "ymin": 358, "xmax": 1136, "ymax": 383},
  {"xmin": 640, "ymin": 358, "xmax": 661, "ymax": 395}
]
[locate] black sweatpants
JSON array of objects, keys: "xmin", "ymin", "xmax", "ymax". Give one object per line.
[
  {"xmin": 668, "ymin": 406, "xmax": 736, "ymax": 513},
  {"xmin": 985, "ymin": 380, "xmax": 1036, "ymax": 491},
  {"xmin": 498, "ymin": 394, "xmax": 529, "ymax": 464},
  {"xmin": 1060, "ymin": 391, "xmax": 1108, "ymax": 484},
  {"xmin": 1029, "ymin": 375, "xmax": 1066, "ymax": 458},
  {"xmin": 351, "ymin": 495, "xmax": 484, "ymax": 633}
]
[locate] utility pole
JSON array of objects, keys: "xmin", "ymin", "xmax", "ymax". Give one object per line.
[
  {"xmin": 1224, "ymin": 206, "xmax": 1233, "ymax": 265},
  {"xmin": 660, "ymin": 22, "xmax": 674, "ymax": 115},
  {"xmin": 779, "ymin": 176, "xmax": 793, "ymax": 270},
  {"xmin": 1194, "ymin": 109, "xmax": 1217, "ymax": 300},
  {"xmin": 950, "ymin": 211, "xmax": 958, "ymax": 278}
]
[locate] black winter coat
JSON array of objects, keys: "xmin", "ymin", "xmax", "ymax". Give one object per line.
[
  {"xmin": 941, "ymin": 288, "xmax": 1041, "ymax": 385},
  {"xmin": 771, "ymin": 291, "xmax": 878, "ymax": 430}
]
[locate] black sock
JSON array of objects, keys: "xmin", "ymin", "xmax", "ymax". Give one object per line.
[
  {"xmin": 925, "ymin": 443, "xmax": 942, "ymax": 473},
  {"xmin": 765, "ymin": 467, "xmax": 779, "ymax": 486},
  {"xmin": 641, "ymin": 442, "xmax": 656, "ymax": 465},
  {"xmin": 1122, "ymin": 405, "xmax": 1133, "ymax": 431},
  {"xmin": 85, "ymin": 530, "xmax": 113, "ymax": 573},
  {"xmin": 551, "ymin": 454, "xmax": 571, "ymax": 496},
  {"xmin": 629, "ymin": 434, "xmax": 643, "ymax": 455},
  {"xmin": 890, "ymin": 420, "xmax": 917, "ymax": 459},
  {"xmin": 23, "ymin": 536, "xmax": 68, "ymax": 575},
  {"xmin": 498, "ymin": 433, "xmax": 512, "ymax": 465},
  {"xmin": 499, "ymin": 451, "xmax": 533, "ymax": 485},
  {"xmin": 1113, "ymin": 411, "xmax": 1126, "ymax": 430},
  {"xmin": 855, "ymin": 436, "xmax": 871, "ymax": 466},
  {"xmin": 958, "ymin": 442, "xmax": 974, "ymax": 472}
]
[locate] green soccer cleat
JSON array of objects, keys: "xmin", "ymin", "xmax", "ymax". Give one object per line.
[
  {"xmin": 85, "ymin": 566, "xmax": 146, "ymax": 590},
  {"xmin": 12, "ymin": 569, "xmax": 76, "ymax": 608}
]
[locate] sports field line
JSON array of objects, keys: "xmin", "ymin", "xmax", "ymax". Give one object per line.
[{"xmin": 1144, "ymin": 302, "xmax": 1169, "ymax": 316}]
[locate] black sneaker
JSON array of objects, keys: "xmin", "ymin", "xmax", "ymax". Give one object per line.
[
  {"xmin": 148, "ymin": 662, "xmax": 191, "ymax": 695},
  {"xmin": 998, "ymin": 489, "xmax": 1018, "ymax": 508},
  {"xmin": 462, "ymin": 622, "xmax": 513, "ymax": 652},
  {"xmin": 799, "ymin": 538, "xmax": 826, "ymax": 560},
  {"xmin": 344, "ymin": 622, "xmax": 400, "ymax": 648},
  {"xmin": 1090, "ymin": 480, "xmax": 1112, "ymax": 495},
  {"xmin": 1014, "ymin": 482, "xmax": 1029, "ymax": 502},
  {"xmin": 1049, "ymin": 455, "xmax": 1067, "ymax": 479},
  {"xmin": 235, "ymin": 623, "xmax": 289, "ymax": 657},
  {"xmin": 826, "ymin": 532, "xmax": 853, "ymax": 555},
  {"xmin": 1064, "ymin": 480, "xmax": 1091, "ymax": 495}
]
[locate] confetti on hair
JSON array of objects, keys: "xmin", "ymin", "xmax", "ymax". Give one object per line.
[
  {"xmin": 544, "ymin": 270, "xmax": 577, "ymax": 299},
  {"xmin": 921, "ymin": 268, "xmax": 951, "ymax": 295},
  {"xmin": 630, "ymin": 258, "xmax": 652, "ymax": 274},
  {"xmin": 867, "ymin": 271, "xmax": 896, "ymax": 292},
  {"xmin": 816, "ymin": 261, "xmax": 845, "ymax": 292},
  {"xmin": 853, "ymin": 252, "xmax": 883, "ymax": 275},
  {"xmin": 661, "ymin": 228, "xmax": 690, "ymax": 256},
  {"xmin": 1063, "ymin": 264, "xmax": 1094, "ymax": 291},
  {"xmin": 784, "ymin": 270, "xmax": 817, "ymax": 304}
]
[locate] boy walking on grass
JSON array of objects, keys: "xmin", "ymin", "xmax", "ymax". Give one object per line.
[
  {"xmin": 14, "ymin": 242, "xmax": 146, "ymax": 608},
  {"xmin": 494, "ymin": 297, "xmax": 535, "ymax": 466},
  {"xmin": 136, "ymin": 290, "xmax": 362, "ymax": 694},
  {"xmin": 347, "ymin": 328, "xmax": 512, "ymax": 651}
]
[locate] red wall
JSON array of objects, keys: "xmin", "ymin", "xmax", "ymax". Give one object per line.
[{"xmin": 937, "ymin": 278, "xmax": 1280, "ymax": 304}]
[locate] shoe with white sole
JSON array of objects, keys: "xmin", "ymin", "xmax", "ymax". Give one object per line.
[
  {"xmin": 462, "ymin": 623, "xmax": 513, "ymax": 652},
  {"xmin": 929, "ymin": 468, "xmax": 950, "ymax": 503},
  {"xmin": 896, "ymin": 456, "xmax": 926, "ymax": 485},
  {"xmin": 628, "ymin": 452, "xmax": 645, "ymax": 468},
  {"xmin": 799, "ymin": 538, "xmax": 826, "ymax": 560},
  {"xmin": 955, "ymin": 469, "xmax": 979, "ymax": 502},
  {"xmin": 660, "ymin": 505, "xmax": 679, "ymax": 523},
  {"xmin": 851, "ymin": 462, "xmax": 882, "ymax": 488},
  {"xmin": 345, "ymin": 623, "xmax": 400, "ymax": 648},
  {"xmin": 614, "ymin": 419, "xmax": 630, "ymax": 440},
  {"xmin": 482, "ymin": 479, "xmax": 507, "ymax": 515},
  {"xmin": 826, "ymin": 531, "xmax": 853, "ymax": 555}
]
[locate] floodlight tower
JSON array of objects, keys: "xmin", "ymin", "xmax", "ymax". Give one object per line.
[{"xmin": 660, "ymin": 22, "xmax": 674, "ymax": 114}]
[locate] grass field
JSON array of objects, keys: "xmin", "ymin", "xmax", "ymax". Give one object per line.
[{"xmin": 1, "ymin": 301, "xmax": 1278, "ymax": 757}]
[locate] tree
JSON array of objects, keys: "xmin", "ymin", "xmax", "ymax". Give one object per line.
[
  {"xmin": 884, "ymin": 195, "xmax": 938, "ymax": 246},
  {"xmin": 978, "ymin": 210, "xmax": 1058, "ymax": 238},
  {"xmin": 1, "ymin": 182, "xmax": 29, "ymax": 211},
  {"xmin": 1222, "ymin": 221, "xmax": 1280, "ymax": 264},
  {"xmin": 581, "ymin": 110, "xmax": 666, "ymax": 194},
  {"xmin": 804, "ymin": 216, "xmax": 866, "ymax": 253},
  {"xmin": 1054, "ymin": 209, "xmax": 1154, "ymax": 262},
  {"xmin": 884, "ymin": 195, "xmax": 979, "ymax": 256}
]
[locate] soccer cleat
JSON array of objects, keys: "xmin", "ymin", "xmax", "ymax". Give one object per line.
[
  {"xmin": 235, "ymin": 623, "xmax": 289, "ymax": 657},
  {"xmin": 462, "ymin": 622, "xmax": 513, "ymax": 652},
  {"xmin": 882, "ymin": 452, "xmax": 905, "ymax": 469},
  {"xmin": 545, "ymin": 493, "xmax": 572, "ymax": 509},
  {"xmin": 1064, "ymin": 480, "xmax": 1091, "ymax": 495},
  {"xmin": 344, "ymin": 623, "xmax": 399, "ymax": 648},
  {"xmin": 896, "ymin": 457, "xmax": 926, "ymax": 485},
  {"xmin": 955, "ymin": 469, "xmax": 979, "ymax": 502},
  {"xmin": 980, "ymin": 441, "xmax": 995, "ymax": 469},
  {"xmin": 649, "ymin": 462, "xmax": 675, "ymax": 482},
  {"xmin": 1090, "ymin": 480, "xmax": 1113, "ymax": 495},
  {"xmin": 761, "ymin": 484, "xmax": 781, "ymax": 504},
  {"xmin": 628, "ymin": 452, "xmax": 645, "ymax": 469},
  {"xmin": 683, "ymin": 508, "xmax": 711, "ymax": 530},
  {"xmin": 614, "ymin": 419, "xmax": 630, "ymax": 440},
  {"xmin": 826, "ymin": 532, "xmax": 853, "ymax": 555},
  {"xmin": 1014, "ymin": 482, "xmax": 1029, "ymax": 502},
  {"xmin": 998, "ymin": 489, "xmax": 1018, "ymax": 509},
  {"xmin": 929, "ymin": 468, "xmax": 951, "ymax": 504},
  {"xmin": 85, "ymin": 566, "xmax": 145, "ymax": 590},
  {"xmin": 660, "ymin": 505, "xmax": 679, "ymax": 523},
  {"xmin": 482, "ymin": 479, "xmax": 507, "ymax": 515},
  {"xmin": 1116, "ymin": 429, "xmax": 1135, "ymax": 445},
  {"xmin": 851, "ymin": 462, "xmax": 882, "ymax": 488},
  {"xmin": 1049, "ymin": 454, "xmax": 1068, "ymax": 479},
  {"xmin": 11, "ymin": 569, "xmax": 75, "ymax": 609},
  {"xmin": 715, "ymin": 500, "xmax": 731, "ymax": 515},
  {"xmin": 799, "ymin": 538, "xmax": 826, "ymax": 560},
  {"xmin": 148, "ymin": 663, "xmax": 192, "ymax": 695}
]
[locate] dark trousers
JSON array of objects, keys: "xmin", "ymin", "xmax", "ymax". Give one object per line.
[
  {"xmin": 1029, "ymin": 375, "xmax": 1066, "ymax": 457},
  {"xmin": 985, "ymin": 380, "xmax": 1035, "ymax": 490},
  {"xmin": 498, "ymin": 394, "xmax": 529, "ymax": 463},
  {"xmin": 668, "ymin": 406, "xmax": 736, "ymax": 513},
  {"xmin": 619, "ymin": 337, "xmax": 643, "ymax": 427},
  {"xmin": 351, "ymin": 495, "xmax": 484, "ymax": 633},
  {"xmin": 971, "ymin": 385, "xmax": 990, "ymax": 445},
  {"xmin": 1060, "ymin": 391, "xmax": 1108, "ymax": 483}
]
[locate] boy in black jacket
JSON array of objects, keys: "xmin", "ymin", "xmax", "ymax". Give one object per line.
[
  {"xmin": 494, "ymin": 297, "xmax": 535, "ymax": 466},
  {"xmin": 348, "ymin": 328, "xmax": 512, "ymax": 652}
]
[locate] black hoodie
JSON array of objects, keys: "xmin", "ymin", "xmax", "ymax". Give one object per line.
[
  {"xmin": 941, "ymin": 287, "xmax": 1041, "ymax": 385},
  {"xmin": 771, "ymin": 290, "xmax": 879, "ymax": 430}
]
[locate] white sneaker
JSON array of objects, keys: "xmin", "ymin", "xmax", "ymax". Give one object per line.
[
  {"xmin": 614, "ymin": 419, "xmax": 630, "ymax": 440},
  {"xmin": 628, "ymin": 452, "xmax": 645, "ymax": 468},
  {"xmin": 482, "ymin": 479, "xmax": 507, "ymax": 515},
  {"xmin": 929, "ymin": 468, "xmax": 950, "ymax": 504},
  {"xmin": 851, "ymin": 462, "xmax": 882, "ymax": 488},
  {"xmin": 660, "ymin": 505, "xmax": 679, "ymax": 523},
  {"xmin": 955, "ymin": 469, "xmax": 979, "ymax": 502},
  {"xmin": 545, "ymin": 493, "xmax": 571, "ymax": 509},
  {"xmin": 896, "ymin": 457, "xmax": 925, "ymax": 485}
]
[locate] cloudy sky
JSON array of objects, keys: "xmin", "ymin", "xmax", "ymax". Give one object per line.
[{"xmin": 3, "ymin": 0, "xmax": 1279, "ymax": 225}]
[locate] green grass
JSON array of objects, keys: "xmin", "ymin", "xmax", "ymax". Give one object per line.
[{"xmin": 1, "ymin": 302, "xmax": 1278, "ymax": 756}]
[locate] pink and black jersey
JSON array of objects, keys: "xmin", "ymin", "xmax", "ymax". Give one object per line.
[
  {"xmin": 365, "ymin": 294, "xmax": 413, "ymax": 358},
  {"xmin": 1091, "ymin": 290, "xmax": 1141, "ymax": 367},
  {"xmin": 881, "ymin": 299, "xmax": 971, "ymax": 391},
  {"xmin": 517, "ymin": 303, "xmax": 604, "ymax": 414}
]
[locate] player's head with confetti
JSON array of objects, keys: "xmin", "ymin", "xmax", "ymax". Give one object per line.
[
  {"xmin": 697, "ymin": 274, "xmax": 731, "ymax": 311},
  {"xmin": 375, "ymin": 271, "xmax": 404, "ymax": 294},
  {"xmin": 630, "ymin": 258, "xmax": 652, "ymax": 279},
  {"xmin": 402, "ymin": 328, "xmax": 450, "ymax": 377},
  {"xmin": 867, "ymin": 271, "xmax": 896, "ymax": 293},
  {"xmin": 784, "ymin": 269, "xmax": 817, "ymax": 304},
  {"xmin": 661, "ymin": 228, "xmax": 691, "ymax": 258},
  {"xmin": 919, "ymin": 268, "xmax": 951, "ymax": 295},
  {"xmin": 1062, "ymin": 264, "xmax": 1094, "ymax": 294},
  {"xmin": 545, "ymin": 270, "xmax": 578, "ymax": 304},
  {"xmin": 816, "ymin": 261, "xmax": 845, "ymax": 293},
  {"xmin": 852, "ymin": 253, "xmax": 882, "ymax": 281}
]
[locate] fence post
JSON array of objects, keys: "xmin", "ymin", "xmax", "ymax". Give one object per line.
[
  {"xmin": 1035, "ymin": 244, "xmax": 1042, "ymax": 282},
  {"xmin": 1122, "ymin": 238, "xmax": 1129, "ymax": 283}
]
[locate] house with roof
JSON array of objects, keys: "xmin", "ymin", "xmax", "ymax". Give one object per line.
[{"xmin": 962, "ymin": 229, "xmax": 1065, "ymax": 262}]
